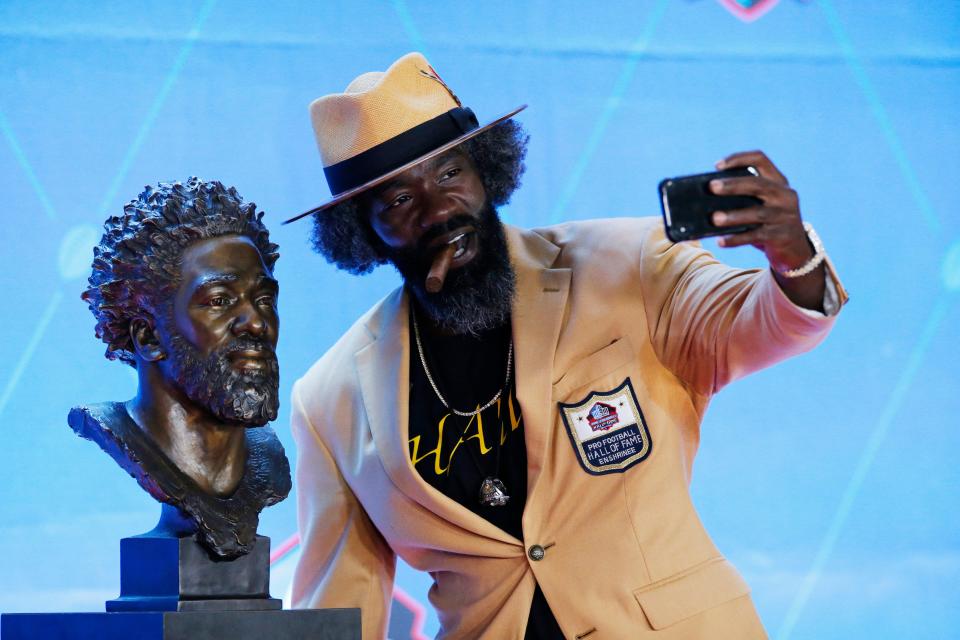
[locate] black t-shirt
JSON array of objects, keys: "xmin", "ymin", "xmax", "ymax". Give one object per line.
[{"xmin": 407, "ymin": 309, "xmax": 563, "ymax": 639}]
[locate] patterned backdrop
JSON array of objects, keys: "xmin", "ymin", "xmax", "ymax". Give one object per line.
[{"xmin": 0, "ymin": 2, "xmax": 957, "ymax": 638}]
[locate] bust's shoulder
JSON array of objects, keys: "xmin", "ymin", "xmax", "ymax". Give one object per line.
[
  {"xmin": 246, "ymin": 425, "xmax": 292, "ymax": 502},
  {"xmin": 68, "ymin": 400, "xmax": 129, "ymax": 435},
  {"xmin": 67, "ymin": 400, "xmax": 143, "ymax": 455},
  {"xmin": 68, "ymin": 399, "xmax": 172, "ymax": 503}
]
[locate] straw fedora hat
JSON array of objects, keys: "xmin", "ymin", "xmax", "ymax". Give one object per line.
[{"xmin": 283, "ymin": 52, "xmax": 526, "ymax": 224}]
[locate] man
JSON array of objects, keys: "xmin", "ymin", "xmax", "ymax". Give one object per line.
[
  {"xmin": 74, "ymin": 177, "xmax": 290, "ymax": 559},
  {"xmin": 288, "ymin": 53, "xmax": 846, "ymax": 638}
]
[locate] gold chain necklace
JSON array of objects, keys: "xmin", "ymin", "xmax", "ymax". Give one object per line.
[
  {"xmin": 411, "ymin": 311, "xmax": 513, "ymax": 418},
  {"xmin": 411, "ymin": 309, "xmax": 513, "ymax": 507}
]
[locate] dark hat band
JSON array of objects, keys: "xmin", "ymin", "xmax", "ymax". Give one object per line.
[{"xmin": 323, "ymin": 107, "xmax": 479, "ymax": 196}]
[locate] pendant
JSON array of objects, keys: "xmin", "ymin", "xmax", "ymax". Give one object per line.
[{"xmin": 479, "ymin": 477, "xmax": 510, "ymax": 507}]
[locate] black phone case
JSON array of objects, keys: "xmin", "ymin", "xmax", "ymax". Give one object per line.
[{"xmin": 659, "ymin": 166, "xmax": 761, "ymax": 242}]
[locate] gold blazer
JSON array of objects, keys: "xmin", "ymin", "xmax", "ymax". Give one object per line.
[{"xmin": 290, "ymin": 218, "xmax": 846, "ymax": 639}]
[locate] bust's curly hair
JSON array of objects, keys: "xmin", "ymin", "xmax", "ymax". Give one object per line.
[
  {"xmin": 83, "ymin": 177, "xmax": 279, "ymax": 366},
  {"xmin": 311, "ymin": 120, "xmax": 528, "ymax": 274}
]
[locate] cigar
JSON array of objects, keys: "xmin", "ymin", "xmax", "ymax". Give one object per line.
[{"xmin": 426, "ymin": 242, "xmax": 457, "ymax": 293}]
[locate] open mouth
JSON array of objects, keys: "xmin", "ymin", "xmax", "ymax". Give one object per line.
[
  {"xmin": 428, "ymin": 226, "xmax": 478, "ymax": 270},
  {"xmin": 449, "ymin": 232, "xmax": 469, "ymax": 260},
  {"xmin": 422, "ymin": 226, "xmax": 480, "ymax": 294}
]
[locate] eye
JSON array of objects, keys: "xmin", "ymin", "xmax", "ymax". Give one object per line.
[
  {"xmin": 256, "ymin": 293, "xmax": 277, "ymax": 307},
  {"xmin": 206, "ymin": 295, "xmax": 232, "ymax": 308},
  {"xmin": 387, "ymin": 194, "xmax": 411, "ymax": 209},
  {"xmin": 440, "ymin": 167, "xmax": 461, "ymax": 181}
]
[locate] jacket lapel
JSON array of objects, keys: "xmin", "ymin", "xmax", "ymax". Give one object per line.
[
  {"xmin": 505, "ymin": 226, "xmax": 570, "ymax": 510},
  {"xmin": 355, "ymin": 287, "xmax": 518, "ymax": 544}
]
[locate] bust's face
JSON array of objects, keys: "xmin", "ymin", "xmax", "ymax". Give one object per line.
[{"xmin": 155, "ymin": 234, "xmax": 280, "ymax": 425}]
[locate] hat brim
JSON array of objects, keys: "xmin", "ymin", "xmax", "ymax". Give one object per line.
[{"xmin": 282, "ymin": 104, "xmax": 527, "ymax": 225}]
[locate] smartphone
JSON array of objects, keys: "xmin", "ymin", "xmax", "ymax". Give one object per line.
[{"xmin": 658, "ymin": 166, "xmax": 761, "ymax": 242}]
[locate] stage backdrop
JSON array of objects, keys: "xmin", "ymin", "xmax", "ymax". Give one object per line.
[{"xmin": 1, "ymin": 2, "xmax": 957, "ymax": 638}]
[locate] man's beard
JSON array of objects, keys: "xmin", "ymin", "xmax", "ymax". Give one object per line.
[
  {"xmin": 385, "ymin": 203, "xmax": 516, "ymax": 336},
  {"xmin": 165, "ymin": 332, "xmax": 280, "ymax": 426}
]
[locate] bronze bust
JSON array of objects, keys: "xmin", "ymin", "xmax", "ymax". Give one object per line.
[{"xmin": 71, "ymin": 178, "xmax": 290, "ymax": 559}]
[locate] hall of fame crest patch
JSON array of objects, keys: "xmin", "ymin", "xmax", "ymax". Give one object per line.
[{"xmin": 559, "ymin": 378, "xmax": 652, "ymax": 475}]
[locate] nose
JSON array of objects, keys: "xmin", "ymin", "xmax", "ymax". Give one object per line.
[
  {"xmin": 231, "ymin": 299, "xmax": 267, "ymax": 337},
  {"xmin": 418, "ymin": 187, "xmax": 459, "ymax": 230}
]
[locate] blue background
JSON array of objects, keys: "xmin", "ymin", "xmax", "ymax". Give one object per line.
[{"xmin": 1, "ymin": 1, "xmax": 958, "ymax": 638}]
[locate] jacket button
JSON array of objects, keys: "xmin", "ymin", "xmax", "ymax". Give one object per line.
[{"xmin": 528, "ymin": 545, "xmax": 545, "ymax": 561}]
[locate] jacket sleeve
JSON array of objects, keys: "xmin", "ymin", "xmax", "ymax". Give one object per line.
[
  {"xmin": 289, "ymin": 378, "xmax": 396, "ymax": 639},
  {"xmin": 637, "ymin": 223, "xmax": 843, "ymax": 396}
]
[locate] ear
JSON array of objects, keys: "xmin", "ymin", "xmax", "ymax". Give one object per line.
[{"xmin": 130, "ymin": 316, "xmax": 166, "ymax": 362}]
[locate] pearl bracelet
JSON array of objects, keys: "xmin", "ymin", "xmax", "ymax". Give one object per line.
[{"xmin": 776, "ymin": 222, "xmax": 826, "ymax": 278}]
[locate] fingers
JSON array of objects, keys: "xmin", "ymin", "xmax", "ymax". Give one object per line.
[
  {"xmin": 709, "ymin": 176, "xmax": 769, "ymax": 198},
  {"xmin": 710, "ymin": 176, "xmax": 798, "ymax": 210},
  {"xmin": 713, "ymin": 202, "xmax": 803, "ymax": 244},
  {"xmin": 712, "ymin": 206, "xmax": 782, "ymax": 248},
  {"xmin": 714, "ymin": 222, "xmax": 793, "ymax": 249},
  {"xmin": 715, "ymin": 228, "xmax": 764, "ymax": 248},
  {"xmin": 712, "ymin": 205, "xmax": 781, "ymax": 228},
  {"xmin": 716, "ymin": 150, "xmax": 788, "ymax": 185},
  {"xmin": 713, "ymin": 210, "xmax": 810, "ymax": 264}
]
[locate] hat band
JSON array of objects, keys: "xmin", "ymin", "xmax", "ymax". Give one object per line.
[{"xmin": 323, "ymin": 107, "xmax": 479, "ymax": 196}]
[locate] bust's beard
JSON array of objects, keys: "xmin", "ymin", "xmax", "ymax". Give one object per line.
[
  {"xmin": 166, "ymin": 332, "xmax": 280, "ymax": 426},
  {"xmin": 387, "ymin": 204, "xmax": 516, "ymax": 336}
]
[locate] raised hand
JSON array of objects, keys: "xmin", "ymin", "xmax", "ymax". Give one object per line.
[{"xmin": 710, "ymin": 150, "xmax": 825, "ymax": 311}]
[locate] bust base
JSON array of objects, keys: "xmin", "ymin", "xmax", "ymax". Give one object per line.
[{"xmin": 107, "ymin": 532, "xmax": 278, "ymax": 612}]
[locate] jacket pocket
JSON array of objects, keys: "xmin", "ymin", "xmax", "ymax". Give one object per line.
[
  {"xmin": 552, "ymin": 336, "xmax": 634, "ymax": 400},
  {"xmin": 633, "ymin": 558, "xmax": 751, "ymax": 630}
]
